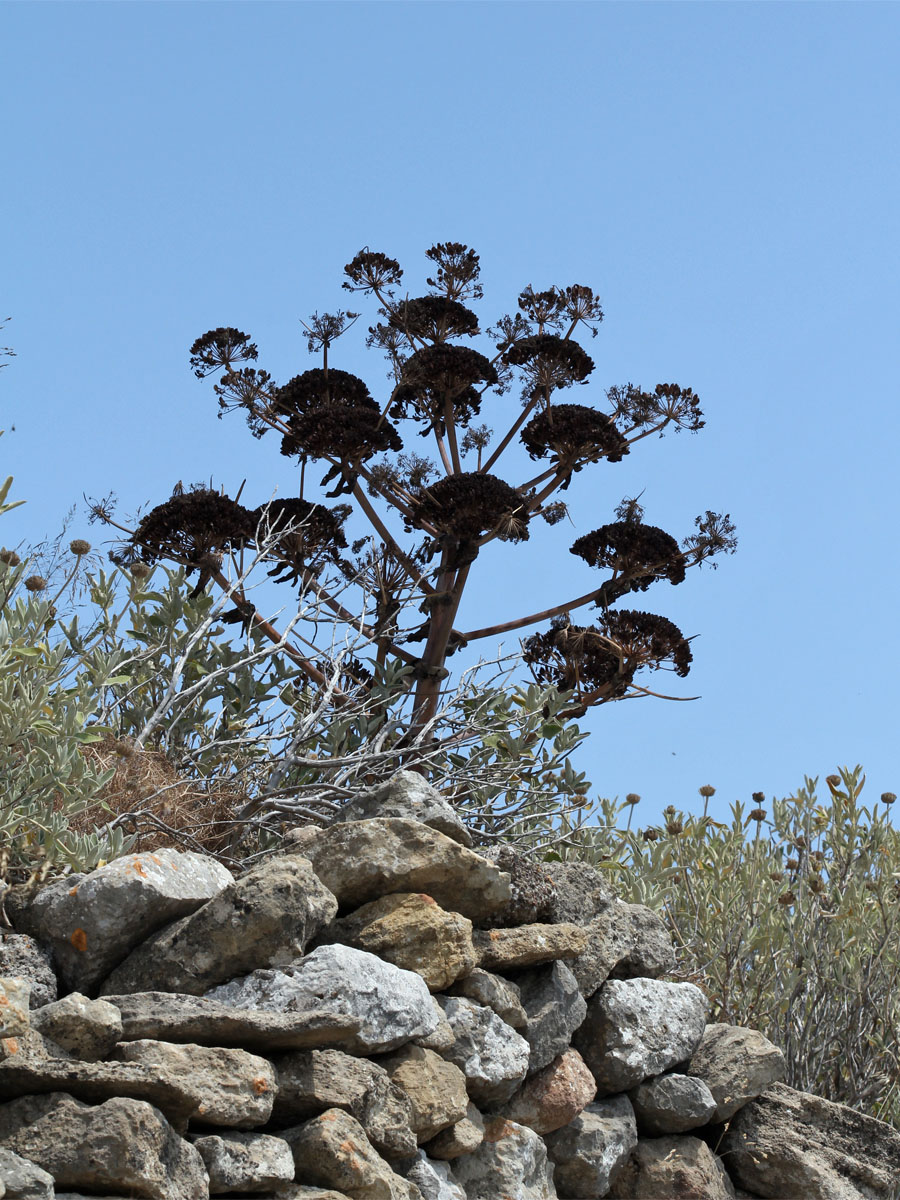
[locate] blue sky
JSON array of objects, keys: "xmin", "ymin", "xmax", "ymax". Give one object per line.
[{"xmin": 3, "ymin": 2, "xmax": 898, "ymax": 827}]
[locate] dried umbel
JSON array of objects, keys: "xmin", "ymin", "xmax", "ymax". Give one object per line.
[
  {"xmin": 343, "ymin": 249, "xmax": 403, "ymax": 294},
  {"xmin": 503, "ymin": 333, "xmax": 594, "ymax": 393},
  {"xmin": 608, "ymin": 381, "xmax": 705, "ymax": 433},
  {"xmin": 390, "ymin": 345, "xmax": 499, "ymax": 431},
  {"xmin": 388, "ymin": 295, "xmax": 480, "ymax": 342},
  {"xmin": 127, "ymin": 488, "xmax": 256, "ymax": 571},
  {"xmin": 570, "ymin": 520, "xmax": 686, "ymax": 589},
  {"xmin": 412, "ymin": 472, "xmax": 530, "ymax": 545},
  {"xmin": 277, "ymin": 368, "xmax": 403, "ymax": 464},
  {"xmin": 252, "ymin": 498, "xmax": 350, "ymax": 582},
  {"xmin": 189, "ymin": 328, "xmax": 258, "ymax": 379},
  {"xmin": 520, "ymin": 403, "xmax": 630, "ymax": 468}
]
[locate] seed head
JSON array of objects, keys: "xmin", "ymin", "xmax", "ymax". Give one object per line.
[
  {"xmin": 0, "ymin": 549, "xmax": 21, "ymax": 566},
  {"xmin": 749, "ymin": 808, "xmax": 767, "ymax": 822},
  {"xmin": 24, "ymin": 575, "xmax": 47, "ymax": 592},
  {"xmin": 69, "ymin": 539, "xmax": 91, "ymax": 556},
  {"xmin": 778, "ymin": 891, "xmax": 796, "ymax": 907},
  {"xmin": 882, "ymin": 792, "xmax": 896, "ymax": 806},
  {"xmin": 751, "ymin": 791, "xmax": 765, "ymax": 804},
  {"xmin": 642, "ymin": 827, "xmax": 660, "ymax": 842},
  {"xmin": 625, "ymin": 793, "xmax": 641, "ymax": 805},
  {"xmin": 699, "ymin": 785, "xmax": 716, "ymax": 799},
  {"xmin": 666, "ymin": 819, "xmax": 684, "ymax": 836}
]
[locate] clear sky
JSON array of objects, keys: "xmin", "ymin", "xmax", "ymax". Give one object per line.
[{"xmin": 3, "ymin": 1, "xmax": 898, "ymax": 828}]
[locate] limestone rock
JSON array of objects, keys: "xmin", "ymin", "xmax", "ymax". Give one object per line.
[
  {"xmin": 0, "ymin": 982, "xmax": 29, "ymax": 1040},
  {"xmin": 107, "ymin": 989, "xmax": 360, "ymax": 1051},
  {"xmin": 207, "ymin": 945, "xmax": 438, "ymax": 1055},
  {"xmin": 574, "ymin": 978, "xmax": 708, "ymax": 1094},
  {"xmin": 378, "ymin": 1045, "xmax": 469, "ymax": 1142},
  {"xmin": 0, "ymin": 935, "xmax": 56, "ymax": 1009},
  {"xmin": 473, "ymin": 923, "xmax": 587, "ymax": 972},
  {"xmin": 413, "ymin": 999, "xmax": 455, "ymax": 1053},
  {"xmin": 30, "ymin": 992, "xmax": 122, "ymax": 1060},
  {"xmin": 608, "ymin": 1134, "xmax": 736, "ymax": 1198},
  {"xmin": 629, "ymin": 1071, "xmax": 717, "ymax": 1134},
  {"xmin": 544, "ymin": 1095, "xmax": 637, "ymax": 1200},
  {"xmin": 0, "ymin": 1092, "xmax": 209, "ymax": 1200},
  {"xmin": 0, "ymin": 1145, "xmax": 55, "ymax": 1199},
  {"xmin": 720, "ymin": 1081, "xmax": 900, "ymax": 1200},
  {"xmin": 13, "ymin": 848, "xmax": 233, "ymax": 995},
  {"xmin": 435, "ymin": 995, "xmax": 530, "ymax": 1106},
  {"xmin": 545, "ymin": 861, "xmax": 616, "ymax": 925},
  {"xmin": 500, "ymin": 1048, "xmax": 597, "ymax": 1135},
  {"xmin": 445, "ymin": 967, "xmax": 526, "ymax": 1029},
  {"xmin": 424, "ymin": 1101, "xmax": 484, "ymax": 1161},
  {"xmin": 687, "ymin": 1023, "xmax": 786, "ymax": 1122},
  {"xmin": 332, "ymin": 772, "xmax": 472, "ymax": 848},
  {"xmin": 283, "ymin": 1108, "xmax": 422, "ymax": 1199},
  {"xmin": 192, "ymin": 1131, "xmax": 295, "ymax": 1194},
  {"xmin": 272, "ymin": 1048, "xmax": 417, "ymax": 1160},
  {"xmin": 316, "ymin": 894, "xmax": 476, "ymax": 992},
  {"xmin": 477, "ymin": 845, "xmax": 556, "ymax": 927},
  {"xmin": 297, "ymin": 819, "xmax": 510, "ymax": 922},
  {"xmin": 113, "ymin": 1039, "xmax": 275, "ymax": 1127},
  {"xmin": 394, "ymin": 1150, "xmax": 466, "ymax": 1200},
  {"xmin": 570, "ymin": 902, "xmax": 675, "ymax": 999},
  {"xmin": 517, "ymin": 961, "xmax": 587, "ymax": 1074},
  {"xmin": 451, "ymin": 1118, "xmax": 557, "ymax": 1199},
  {"xmin": 99, "ymin": 856, "xmax": 337, "ymax": 996}
]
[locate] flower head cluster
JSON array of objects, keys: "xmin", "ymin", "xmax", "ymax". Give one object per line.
[
  {"xmin": 607, "ymin": 382, "xmax": 704, "ymax": 433},
  {"xmin": 425, "ymin": 242, "xmax": 483, "ymax": 302},
  {"xmin": 521, "ymin": 404, "xmax": 629, "ymax": 467},
  {"xmin": 412, "ymin": 472, "xmax": 530, "ymax": 544},
  {"xmin": 342, "ymin": 250, "xmax": 403, "ymax": 295},
  {"xmin": 277, "ymin": 368, "xmax": 402, "ymax": 463},
  {"xmin": 504, "ymin": 334, "xmax": 594, "ymax": 397},
  {"xmin": 388, "ymin": 296, "xmax": 479, "ymax": 342},
  {"xmin": 189, "ymin": 328, "xmax": 258, "ymax": 380},
  {"xmin": 390, "ymin": 345, "xmax": 498, "ymax": 432},
  {"xmin": 570, "ymin": 521, "xmax": 685, "ymax": 589},
  {"xmin": 127, "ymin": 488, "xmax": 255, "ymax": 570},
  {"xmin": 253, "ymin": 498, "xmax": 350, "ymax": 582}
]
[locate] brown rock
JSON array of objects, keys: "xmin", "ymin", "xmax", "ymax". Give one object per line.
[
  {"xmin": 424, "ymin": 1100, "xmax": 484, "ymax": 1160},
  {"xmin": 378, "ymin": 1044, "xmax": 469, "ymax": 1142},
  {"xmin": 282, "ymin": 1108, "xmax": 422, "ymax": 1199},
  {"xmin": 608, "ymin": 1134, "xmax": 736, "ymax": 1198},
  {"xmin": 500, "ymin": 1048, "xmax": 597, "ymax": 1134},
  {"xmin": 473, "ymin": 923, "xmax": 587, "ymax": 971}
]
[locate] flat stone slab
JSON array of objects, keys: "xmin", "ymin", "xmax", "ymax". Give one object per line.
[
  {"xmin": 106, "ymin": 991, "xmax": 361, "ymax": 1051},
  {"xmin": 474, "ymin": 923, "xmax": 587, "ymax": 971}
]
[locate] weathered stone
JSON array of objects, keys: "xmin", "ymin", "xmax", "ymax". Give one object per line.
[
  {"xmin": 608, "ymin": 1134, "xmax": 736, "ymax": 1198},
  {"xmin": 445, "ymin": 967, "xmax": 526, "ymax": 1029},
  {"xmin": 192, "ymin": 1131, "xmax": 295, "ymax": 1194},
  {"xmin": 283, "ymin": 1108, "xmax": 422, "ymax": 1199},
  {"xmin": 207, "ymin": 945, "xmax": 438, "ymax": 1055},
  {"xmin": 423, "ymin": 1101, "xmax": 484, "ymax": 1161},
  {"xmin": 108, "ymin": 989, "xmax": 360, "ymax": 1051},
  {"xmin": 331, "ymin": 771, "xmax": 472, "ymax": 848},
  {"xmin": 0, "ymin": 1145, "xmax": 55, "ymax": 1199},
  {"xmin": 30, "ymin": 992, "xmax": 122, "ymax": 1060},
  {"xmin": 544, "ymin": 1095, "xmax": 637, "ymax": 1200},
  {"xmin": 570, "ymin": 902, "xmax": 675, "ymax": 999},
  {"xmin": 500, "ymin": 1048, "xmax": 597, "ymax": 1134},
  {"xmin": 0, "ymin": 1092, "xmax": 209, "ymax": 1200},
  {"xmin": 394, "ymin": 1151, "xmax": 466, "ymax": 1200},
  {"xmin": 434, "ymin": 995, "xmax": 529, "ymax": 1106},
  {"xmin": 629, "ymin": 1071, "xmax": 717, "ymax": 1134},
  {"xmin": 721, "ymin": 1081, "xmax": 900, "ymax": 1200},
  {"xmin": 0, "ymin": 935, "xmax": 56, "ymax": 1009},
  {"xmin": 297, "ymin": 819, "xmax": 510, "ymax": 922},
  {"xmin": 0, "ymin": 982, "xmax": 29, "ymax": 1040},
  {"xmin": 451, "ymin": 1118, "xmax": 557, "ymax": 1199},
  {"xmin": 378, "ymin": 1045, "xmax": 469, "ymax": 1143},
  {"xmin": 473, "ymin": 923, "xmax": 587, "ymax": 972},
  {"xmin": 12, "ymin": 848, "xmax": 233, "ymax": 995},
  {"xmin": 545, "ymin": 861, "xmax": 616, "ymax": 926},
  {"xmin": 272, "ymin": 1048, "xmax": 417, "ymax": 1160},
  {"xmin": 574, "ymin": 978, "xmax": 708, "ymax": 1094},
  {"xmin": 477, "ymin": 845, "xmax": 556, "ymax": 926},
  {"xmin": 517, "ymin": 961, "xmax": 587, "ymax": 1074},
  {"xmin": 100, "ymin": 855, "xmax": 337, "ymax": 996},
  {"xmin": 114, "ymin": 1039, "xmax": 275, "ymax": 1128},
  {"xmin": 316, "ymin": 894, "xmax": 477, "ymax": 992},
  {"xmin": 687, "ymin": 1023, "xmax": 786, "ymax": 1122},
  {"xmin": 413, "ymin": 999, "xmax": 455, "ymax": 1053}
]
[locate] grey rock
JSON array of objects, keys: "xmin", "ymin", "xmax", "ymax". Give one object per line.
[
  {"xmin": 629, "ymin": 1071, "xmax": 717, "ymax": 1134},
  {"xmin": 333, "ymin": 772, "xmax": 472, "ymax": 848},
  {"xmin": 378, "ymin": 1045, "xmax": 469, "ymax": 1143},
  {"xmin": 12, "ymin": 848, "xmax": 233, "ymax": 995},
  {"xmin": 451, "ymin": 1118, "xmax": 557, "ymax": 1199},
  {"xmin": 192, "ymin": 1131, "xmax": 295, "ymax": 1194},
  {"xmin": 30, "ymin": 992, "xmax": 122, "ymax": 1060},
  {"xmin": 544, "ymin": 1095, "xmax": 637, "ymax": 1200},
  {"xmin": 570, "ymin": 901, "xmax": 675, "ymax": 999},
  {"xmin": 0, "ymin": 981, "xmax": 29, "ymax": 1039},
  {"xmin": 0, "ymin": 1145, "xmax": 55, "ymax": 1199},
  {"xmin": 687, "ymin": 1023, "xmax": 786, "ymax": 1122},
  {"xmin": 282, "ymin": 1108, "xmax": 422, "ymax": 1199},
  {"xmin": 413, "ymin": 999, "xmax": 455, "ymax": 1053},
  {"xmin": 545, "ymin": 861, "xmax": 616, "ymax": 925},
  {"xmin": 0, "ymin": 936, "xmax": 56, "ymax": 1009},
  {"xmin": 608, "ymin": 1134, "xmax": 736, "ymax": 1198},
  {"xmin": 434, "ymin": 995, "xmax": 529, "ymax": 1106},
  {"xmin": 517, "ymin": 961, "xmax": 587, "ymax": 1074},
  {"xmin": 0, "ymin": 1092, "xmax": 209, "ymax": 1200},
  {"xmin": 721, "ymin": 1081, "xmax": 900, "ymax": 1200},
  {"xmin": 574, "ymin": 978, "xmax": 708, "ymax": 1094},
  {"xmin": 297, "ymin": 819, "xmax": 510, "ymax": 922},
  {"xmin": 445, "ymin": 968, "xmax": 526, "ymax": 1030},
  {"xmin": 395, "ymin": 1151, "xmax": 465, "ymax": 1200},
  {"xmin": 107, "ymin": 989, "xmax": 360, "ymax": 1051},
  {"xmin": 477, "ymin": 845, "xmax": 556, "ymax": 926},
  {"xmin": 113, "ymin": 1039, "xmax": 275, "ymax": 1128},
  {"xmin": 424, "ymin": 1102, "xmax": 484, "ymax": 1161},
  {"xmin": 272, "ymin": 1048, "xmax": 417, "ymax": 1160},
  {"xmin": 100, "ymin": 855, "xmax": 337, "ymax": 996},
  {"xmin": 207, "ymin": 945, "xmax": 438, "ymax": 1055}
]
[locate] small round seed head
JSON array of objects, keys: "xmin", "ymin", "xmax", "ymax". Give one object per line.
[
  {"xmin": 769, "ymin": 872, "xmax": 784, "ymax": 882},
  {"xmin": 749, "ymin": 808, "xmax": 767, "ymax": 822},
  {"xmin": 786, "ymin": 857, "xmax": 800, "ymax": 871},
  {"xmin": 881, "ymin": 792, "xmax": 896, "ymax": 805},
  {"xmin": 751, "ymin": 791, "xmax": 765, "ymax": 804},
  {"xmin": 0, "ymin": 549, "xmax": 21, "ymax": 566},
  {"xmin": 699, "ymin": 785, "xmax": 716, "ymax": 798},
  {"xmin": 642, "ymin": 827, "xmax": 660, "ymax": 842},
  {"xmin": 24, "ymin": 574, "xmax": 48, "ymax": 592},
  {"xmin": 809, "ymin": 875, "xmax": 826, "ymax": 894},
  {"xmin": 778, "ymin": 891, "xmax": 796, "ymax": 906},
  {"xmin": 129, "ymin": 563, "xmax": 152, "ymax": 581},
  {"xmin": 625, "ymin": 793, "xmax": 641, "ymax": 805},
  {"xmin": 69, "ymin": 539, "xmax": 91, "ymax": 556},
  {"xmin": 663, "ymin": 804, "xmax": 676, "ymax": 815},
  {"xmin": 666, "ymin": 819, "xmax": 684, "ymax": 836}
]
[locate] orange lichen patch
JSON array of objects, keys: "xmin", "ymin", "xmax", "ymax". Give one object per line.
[
  {"xmin": 129, "ymin": 860, "xmax": 149, "ymax": 878},
  {"xmin": 483, "ymin": 1118, "xmax": 517, "ymax": 1143},
  {"xmin": 70, "ymin": 928, "xmax": 88, "ymax": 952},
  {"xmin": 252, "ymin": 1077, "xmax": 270, "ymax": 1095},
  {"xmin": 0, "ymin": 996, "xmax": 8, "ymax": 1009},
  {"xmin": 68, "ymin": 885, "xmax": 79, "ymax": 895},
  {"xmin": 1, "ymin": 1038, "xmax": 19, "ymax": 1055},
  {"xmin": 419, "ymin": 894, "xmax": 437, "ymax": 905}
]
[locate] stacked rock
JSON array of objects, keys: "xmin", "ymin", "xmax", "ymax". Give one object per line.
[{"xmin": 0, "ymin": 772, "xmax": 898, "ymax": 1199}]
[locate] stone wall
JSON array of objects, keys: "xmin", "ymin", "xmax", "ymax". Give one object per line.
[{"xmin": 1, "ymin": 772, "xmax": 898, "ymax": 1200}]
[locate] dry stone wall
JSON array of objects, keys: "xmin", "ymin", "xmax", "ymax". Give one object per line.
[{"xmin": 1, "ymin": 771, "xmax": 898, "ymax": 1200}]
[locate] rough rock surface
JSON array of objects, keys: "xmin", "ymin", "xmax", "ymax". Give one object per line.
[
  {"xmin": 500, "ymin": 1048, "xmax": 597, "ymax": 1135},
  {"xmin": 100, "ymin": 856, "xmax": 337, "ymax": 996},
  {"xmin": 12, "ymin": 848, "xmax": 233, "ymax": 994},
  {"xmin": 30, "ymin": 992, "xmax": 122, "ymax": 1060},
  {"xmin": 608, "ymin": 1133, "xmax": 737, "ymax": 1198},
  {"xmin": 0, "ymin": 1092, "xmax": 209, "ymax": 1200},
  {"xmin": 451, "ymin": 1117, "xmax": 558, "ymax": 1199},
  {"xmin": 283, "ymin": 1108, "xmax": 422, "ymax": 1199},
  {"xmin": 687, "ymin": 1023, "xmax": 786, "ymax": 1122},
  {"xmin": 378, "ymin": 1045, "xmax": 469, "ymax": 1142},
  {"xmin": 434, "ymin": 995, "xmax": 530, "ymax": 1106},
  {"xmin": 720, "ymin": 1081, "xmax": 900, "ymax": 1200},
  {"xmin": 517, "ymin": 961, "xmax": 588, "ymax": 1074},
  {"xmin": 444, "ymin": 967, "xmax": 526, "ymax": 1029},
  {"xmin": 0, "ymin": 982, "xmax": 29, "ymax": 1040},
  {"xmin": 296, "ymin": 819, "xmax": 510, "ymax": 921},
  {"xmin": 569, "ymin": 902, "xmax": 675, "ymax": 998},
  {"xmin": 574, "ymin": 978, "xmax": 708, "ymax": 1094},
  {"xmin": 544, "ymin": 1095, "xmax": 638, "ymax": 1200},
  {"xmin": 424, "ymin": 1101, "xmax": 484, "ymax": 1161},
  {"xmin": 0, "ymin": 935, "xmax": 57, "ymax": 1009},
  {"xmin": 191, "ymin": 1130, "xmax": 295, "ymax": 1194},
  {"xmin": 629, "ymin": 1071, "xmax": 718, "ymax": 1134},
  {"xmin": 473, "ymin": 923, "xmax": 587, "ymax": 971},
  {"xmin": 316, "ymin": 894, "xmax": 476, "ymax": 992},
  {"xmin": 207, "ymin": 945, "xmax": 438, "ymax": 1055},
  {"xmin": 477, "ymin": 845, "xmax": 556, "ymax": 927},
  {"xmin": 0, "ymin": 1144, "xmax": 55, "ymax": 1199},
  {"xmin": 330, "ymin": 772, "xmax": 472, "ymax": 848},
  {"xmin": 545, "ymin": 861, "xmax": 616, "ymax": 926}
]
